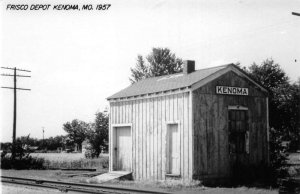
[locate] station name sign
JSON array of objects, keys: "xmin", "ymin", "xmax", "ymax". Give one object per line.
[{"xmin": 216, "ymin": 86, "xmax": 248, "ymax": 96}]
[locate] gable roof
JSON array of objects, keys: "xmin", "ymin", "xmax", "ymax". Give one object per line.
[{"xmin": 107, "ymin": 64, "xmax": 267, "ymax": 100}]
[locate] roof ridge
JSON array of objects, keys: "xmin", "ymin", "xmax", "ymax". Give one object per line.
[
  {"xmin": 133, "ymin": 63, "xmax": 232, "ymax": 84},
  {"xmin": 108, "ymin": 63, "xmax": 235, "ymax": 99},
  {"xmin": 135, "ymin": 72, "xmax": 183, "ymax": 83},
  {"xmin": 196, "ymin": 63, "xmax": 233, "ymax": 71}
]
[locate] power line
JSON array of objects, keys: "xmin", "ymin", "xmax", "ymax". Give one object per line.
[
  {"xmin": 1, "ymin": 67, "xmax": 31, "ymax": 160},
  {"xmin": 1, "ymin": 87, "xmax": 31, "ymax": 91},
  {"xmin": 1, "ymin": 74, "xmax": 31, "ymax": 78},
  {"xmin": 292, "ymin": 12, "xmax": 300, "ymax": 17},
  {"xmin": 1, "ymin": 67, "xmax": 31, "ymax": 72}
]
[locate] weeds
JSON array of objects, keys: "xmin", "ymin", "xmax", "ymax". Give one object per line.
[
  {"xmin": 43, "ymin": 156, "xmax": 109, "ymax": 170},
  {"xmin": 1, "ymin": 153, "xmax": 45, "ymax": 170}
]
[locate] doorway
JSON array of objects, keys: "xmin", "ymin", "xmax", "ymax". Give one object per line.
[
  {"xmin": 228, "ymin": 109, "xmax": 249, "ymax": 167},
  {"xmin": 114, "ymin": 126, "xmax": 132, "ymax": 171},
  {"xmin": 167, "ymin": 123, "xmax": 180, "ymax": 175}
]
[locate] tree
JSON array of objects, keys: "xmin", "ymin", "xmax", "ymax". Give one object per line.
[
  {"xmin": 246, "ymin": 59, "xmax": 295, "ymax": 136},
  {"xmin": 284, "ymin": 81, "xmax": 300, "ymax": 150},
  {"xmin": 244, "ymin": 58, "xmax": 300, "ymax": 165},
  {"xmin": 129, "ymin": 47, "xmax": 183, "ymax": 83},
  {"xmin": 86, "ymin": 112, "xmax": 108, "ymax": 158},
  {"xmin": 43, "ymin": 135, "xmax": 65, "ymax": 151},
  {"xmin": 63, "ymin": 119, "xmax": 89, "ymax": 151},
  {"xmin": 18, "ymin": 135, "xmax": 39, "ymax": 147}
]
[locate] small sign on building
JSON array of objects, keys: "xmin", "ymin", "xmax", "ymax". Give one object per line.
[{"xmin": 216, "ymin": 86, "xmax": 248, "ymax": 96}]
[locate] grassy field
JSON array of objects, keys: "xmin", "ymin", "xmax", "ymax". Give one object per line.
[
  {"xmin": 30, "ymin": 153, "xmax": 108, "ymax": 161},
  {"xmin": 29, "ymin": 152, "xmax": 109, "ymax": 170}
]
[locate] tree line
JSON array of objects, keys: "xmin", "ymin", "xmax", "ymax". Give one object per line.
[
  {"xmin": 62, "ymin": 111, "xmax": 108, "ymax": 158},
  {"xmin": 1, "ymin": 111, "xmax": 108, "ymax": 159}
]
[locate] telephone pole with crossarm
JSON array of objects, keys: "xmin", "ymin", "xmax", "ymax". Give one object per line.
[{"xmin": 1, "ymin": 67, "xmax": 31, "ymax": 159}]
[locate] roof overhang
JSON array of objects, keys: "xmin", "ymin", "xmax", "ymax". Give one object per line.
[
  {"xmin": 107, "ymin": 86, "xmax": 191, "ymax": 102},
  {"xmin": 190, "ymin": 64, "xmax": 268, "ymax": 94},
  {"xmin": 107, "ymin": 64, "xmax": 268, "ymax": 102}
]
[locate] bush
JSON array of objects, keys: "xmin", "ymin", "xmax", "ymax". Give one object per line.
[
  {"xmin": 228, "ymin": 163, "xmax": 281, "ymax": 187},
  {"xmin": 1, "ymin": 153, "xmax": 45, "ymax": 170},
  {"xmin": 1, "ymin": 135, "xmax": 45, "ymax": 170},
  {"xmin": 99, "ymin": 157, "xmax": 109, "ymax": 169}
]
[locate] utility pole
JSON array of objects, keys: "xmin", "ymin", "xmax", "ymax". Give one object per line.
[
  {"xmin": 42, "ymin": 127, "xmax": 45, "ymax": 141},
  {"xmin": 292, "ymin": 12, "xmax": 300, "ymax": 63},
  {"xmin": 1, "ymin": 67, "xmax": 31, "ymax": 160},
  {"xmin": 42, "ymin": 127, "xmax": 45, "ymax": 149},
  {"xmin": 292, "ymin": 12, "xmax": 300, "ymax": 16}
]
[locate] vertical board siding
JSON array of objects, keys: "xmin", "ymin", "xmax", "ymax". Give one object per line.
[
  {"xmin": 165, "ymin": 96, "xmax": 170, "ymax": 173},
  {"xmin": 146, "ymin": 98, "xmax": 150, "ymax": 179},
  {"xmin": 183, "ymin": 92, "xmax": 189, "ymax": 179},
  {"xmin": 161, "ymin": 96, "xmax": 167, "ymax": 179},
  {"xmin": 149, "ymin": 98, "xmax": 154, "ymax": 179},
  {"xmin": 109, "ymin": 92, "xmax": 192, "ymax": 180},
  {"xmin": 109, "ymin": 103, "xmax": 113, "ymax": 172},
  {"xmin": 157, "ymin": 97, "xmax": 162, "ymax": 180},
  {"xmin": 192, "ymin": 71, "xmax": 268, "ymax": 179},
  {"xmin": 132, "ymin": 100, "xmax": 136, "ymax": 178},
  {"xmin": 154, "ymin": 98, "xmax": 158, "ymax": 180},
  {"xmin": 139, "ymin": 100, "xmax": 143, "ymax": 179},
  {"xmin": 109, "ymin": 70, "xmax": 267, "ymax": 181},
  {"xmin": 143, "ymin": 99, "xmax": 147, "ymax": 178},
  {"xmin": 178, "ymin": 93, "xmax": 184, "ymax": 179}
]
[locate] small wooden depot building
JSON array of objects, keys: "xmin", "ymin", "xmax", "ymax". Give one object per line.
[{"xmin": 107, "ymin": 61, "xmax": 269, "ymax": 181}]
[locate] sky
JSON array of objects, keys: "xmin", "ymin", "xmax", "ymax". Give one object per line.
[{"xmin": 1, "ymin": 0, "xmax": 300, "ymax": 142}]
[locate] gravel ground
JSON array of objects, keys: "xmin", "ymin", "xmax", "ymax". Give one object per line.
[{"xmin": 1, "ymin": 183, "xmax": 78, "ymax": 194}]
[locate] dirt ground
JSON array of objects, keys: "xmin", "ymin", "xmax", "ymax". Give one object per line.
[
  {"xmin": 3, "ymin": 152, "xmax": 295, "ymax": 193},
  {"xmin": 0, "ymin": 170, "xmax": 278, "ymax": 194},
  {"xmin": 0, "ymin": 169, "xmax": 107, "ymax": 183},
  {"xmin": 1, "ymin": 183, "xmax": 74, "ymax": 194}
]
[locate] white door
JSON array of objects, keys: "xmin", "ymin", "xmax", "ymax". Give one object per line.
[
  {"xmin": 116, "ymin": 127, "xmax": 131, "ymax": 171},
  {"xmin": 168, "ymin": 124, "xmax": 180, "ymax": 175}
]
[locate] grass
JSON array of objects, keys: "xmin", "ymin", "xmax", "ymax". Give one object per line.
[
  {"xmin": 43, "ymin": 157, "xmax": 108, "ymax": 170},
  {"xmin": 4, "ymin": 152, "xmax": 296, "ymax": 193},
  {"xmin": 1, "ymin": 153, "xmax": 109, "ymax": 183},
  {"xmin": 0, "ymin": 169, "xmax": 278, "ymax": 193},
  {"xmin": 29, "ymin": 153, "xmax": 109, "ymax": 170},
  {"xmin": 103, "ymin": 179, "xmax": 277, "ymax": 194},
  {"xmin": 30, "ymin": 153, "xmax": 108, "ymax": 161},
  {"xmin": 0, "ymin": 169, "xmax": 107, "ymax": 183}
]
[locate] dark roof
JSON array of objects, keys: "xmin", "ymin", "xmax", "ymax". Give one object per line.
[{"xmin": 108, "ymin": 64, "xmax": 231, "ymax": 99}]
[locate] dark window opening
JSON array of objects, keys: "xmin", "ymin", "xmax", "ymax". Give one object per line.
[{"xmin": 228, "ymin": 109, "xmax": 249, "ymax": 154}]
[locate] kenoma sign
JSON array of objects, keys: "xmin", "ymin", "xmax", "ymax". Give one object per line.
[{"xmin": 216, "ymin": 86, "xmax": 249, "ymax": 96}]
